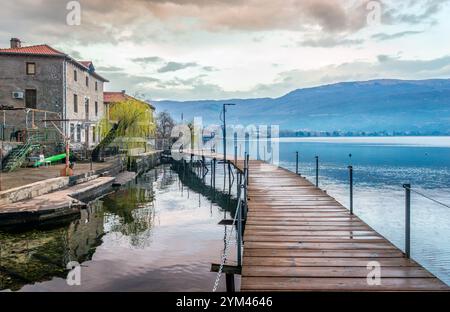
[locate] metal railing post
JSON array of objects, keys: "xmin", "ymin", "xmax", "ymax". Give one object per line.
[
  {"xmin": 244, "ymin": 153, "xmax": 249, "ymax": 218},
  {"xmin": 349, "ymin": 166, "xmax": 353, "ymax": 215},
  {"xmin": 213, "ymin": 158, "xmax": 216, "ymax": 189},
  {"xmin": 296, "ymin": 151, "xmax": 299, "ymax": 175},
  {"xmin": 236, "ymin": 171, "xmax": 240, "ymax": 196},
  {"xmin": 404, "ymin": 184, "xmax": 411, "ymax": 258},
  {"xmin": 237, "ymin": 199, "xmax": 242, "ymax": 267},
  {"xmin": 246, "ymin": 153, "xmax": 250, "ymax": 186},
  {"xmin": 315, "ymin": 156, "xmax": 319, "ymax": 187}
]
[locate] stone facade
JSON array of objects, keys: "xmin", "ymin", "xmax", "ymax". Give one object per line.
[
  {"xmin": 0, "ymin": 40, "xmax": 108, "ymax": 150},
  {"xmin": 65, "ymin": 61, "xmax": 105, "ymax": 149},
  {"xmin": 0, "ymin": 54, "xmax": 64, "ymax": 132}
]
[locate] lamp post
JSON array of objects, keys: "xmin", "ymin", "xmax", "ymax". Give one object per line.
[{"xmin": 222, "ymin": 103, "xmax": 235, "ymax": 161}]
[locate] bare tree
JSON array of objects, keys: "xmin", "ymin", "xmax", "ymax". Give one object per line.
[{"xmin": 156, "ymin": 111, "xmax": 175, "ymax": 150}]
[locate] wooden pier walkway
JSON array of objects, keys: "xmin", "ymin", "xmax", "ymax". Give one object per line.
[
  {"xmin": 186, "ymin": 152, "xmax": 449, "ymax": 291},
  {"xmin": 240, "ymin": 160, "xmax": 448, "ymax": 291}
]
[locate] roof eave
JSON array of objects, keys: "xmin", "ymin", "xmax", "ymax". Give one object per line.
[
  {"xmin": 0, "ymin": 52, "xmax": 66, "ymax": 57},
  {"xmin": 65, "ymin": 56, "xmax": 109, "ymax": 82}
]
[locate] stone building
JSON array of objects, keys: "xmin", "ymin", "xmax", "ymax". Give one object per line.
[{"xmin": 0, "ymin": 38, "xmax": 108, "ymax": 150}]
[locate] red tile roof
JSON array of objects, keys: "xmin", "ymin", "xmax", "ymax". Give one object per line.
[
  {"xmin": 0, "ymin": 43, "xmax": 109, "ymax": 82},
  {"xmin": 104, "ymin": 92, "xmax": 155, "ymax": 109},
  {"xmin": 104, "ymin": 92, "xmax": 128, "ymax": 103},
  {"xmin": 0, "ymin": 44, "xmax": 66, "ymax": 56},
  {"xmin": 79, "ymin": 61, "xmax": 93, "ymax": 68}
]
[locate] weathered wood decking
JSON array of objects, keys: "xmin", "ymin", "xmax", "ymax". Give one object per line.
[
  {"xmin": 186, "ymin": 152, "xmax": 449, "ymax": 291},
  {"xmin": 240, "ymin": 160, "xmax": 448, "ymax": 291}
]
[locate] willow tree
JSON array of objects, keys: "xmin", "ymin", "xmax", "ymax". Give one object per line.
[{"xmin": 94, "ymin": 98, "xmax": 155, "ymax": 158}]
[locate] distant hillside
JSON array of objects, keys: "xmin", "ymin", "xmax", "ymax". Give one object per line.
[{"xmin": 151, "ymin": 79, "xmax": 450, "ymax": 134}]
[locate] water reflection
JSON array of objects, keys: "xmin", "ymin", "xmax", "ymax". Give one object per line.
[
  {"xmin": 0, "ymin": 205, "xmax": 104, "ymax": 291},
  {"xmin": 0, "ymin": 164, "xmax": 238, "ymax": 292}
]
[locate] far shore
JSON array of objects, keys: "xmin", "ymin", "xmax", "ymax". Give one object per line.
[{"xmin": 273, "ymin": 136, "xmax": 450, "ymax": 147}]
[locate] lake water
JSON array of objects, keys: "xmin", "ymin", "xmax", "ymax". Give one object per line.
[
  {"xmin": 0, "ymin": 164, "xmax": 239, "ymax": 292},
  {"xmin": 1, "ymin": 136, "xmax": 449, "ymax": 291}
]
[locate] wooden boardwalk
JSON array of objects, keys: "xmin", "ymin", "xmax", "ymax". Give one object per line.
[
  {"xmin": 185, "ymin": 152, "xmax": 449, "ymax": 291},
  {"xmin": 240, "ymin": 160, "xmax": 449, "ymax": 291}
]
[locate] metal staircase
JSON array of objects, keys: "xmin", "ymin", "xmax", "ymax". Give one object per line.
[
  {"xmin": 1, "ymin": 129, "xmax": 64, "ymax": 172},
  {"xmin": 2, "ymin": 137, "xmax": 40, "ymax": 172}
]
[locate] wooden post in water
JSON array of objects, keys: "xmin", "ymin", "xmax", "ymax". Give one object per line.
[
  {"xmin": 210, "ymin": 159, "xmax": 213, "ymax": 186},
  {"xmin": 225, "ymin": 274, "xmax": 235, "ymax": 292},
  {"xmin": 228, "ymin": 161, "xmax": 232, "ymax": 193},
  {"xmin": 236, "ymin": 171, "xmax": 240, "ymax": 196},
  {"xmin": 213, "ymin": 157, "xmax": 216, "ymax": 189}
]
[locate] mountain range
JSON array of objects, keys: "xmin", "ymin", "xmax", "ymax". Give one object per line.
[{"xmin": 151, "ymin": 79, "xmax": 450, "ymax": 134}]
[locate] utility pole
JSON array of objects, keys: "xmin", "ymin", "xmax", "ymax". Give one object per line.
[{"xmin": 222, "ymin": 103, "xmax": 235, "ymax": 161}]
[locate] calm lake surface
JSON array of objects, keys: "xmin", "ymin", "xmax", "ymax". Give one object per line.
[
  {"xmin": 1, "ymin": 136, "xmax": 449, "ymax": 291},
  {"xmin": 0, "ymin": 164, "xmax": 239, "ymax": 292}
]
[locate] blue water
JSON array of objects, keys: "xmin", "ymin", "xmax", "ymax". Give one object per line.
[{"xmin": 236, "ymin": 137, "xmax": 450, "ymax": 285}]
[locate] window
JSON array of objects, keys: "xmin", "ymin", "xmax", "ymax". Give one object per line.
[
  {"xmin": 73, "ymin": 94, "xmax": 78, "ymax": 113},
  {"xmin": 95, "ymin": 81, "xmax": 98, "ymax": 91},
  {"xmin": 74, "ymin": 70, "xmax": 77, "ymax": 81},
  {"xmin": 85, "ymin": 98, "xmax": 89, "ymax": 120},
  {"xmin": 92, "ymin": 126, "xmax": 96, "ymax": 143},
  {"xmin": 76, "ymin": 124, "xmax": 81, "ymax": 142},
  {"xmin": 95, "ymin": 101, "xmax": 98, "ymax": 116},
  {"xmin": 26, "ymin": 62, "xmax": 36, "ymax": 75},
  {"xmin": 70, "ymin": 124, "xmax": 75, "ymax": 142},
  {"xmin": 85, "ymin": 76, "xmax": 89, "ymax": 87},
  {"xmin": 25, "ymin": 89, "xmax": 37, "ymax": 108}
]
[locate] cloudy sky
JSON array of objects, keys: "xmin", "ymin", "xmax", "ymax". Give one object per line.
[{"xmin": 1, "ymin": 0, "xmax": 450, "ymax": 100}]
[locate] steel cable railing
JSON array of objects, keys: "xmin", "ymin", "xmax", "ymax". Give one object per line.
[{"xmin": 403, "ymin": 185, "xmax": 450, "ymax": 209}]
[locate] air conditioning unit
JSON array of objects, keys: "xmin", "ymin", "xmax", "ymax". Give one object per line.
[{"xmin": 12, "ymin": 91, "xmax": 24, "ymax": 99}]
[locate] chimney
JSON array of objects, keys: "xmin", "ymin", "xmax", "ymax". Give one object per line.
[{"xmin": 10, "ymin": 38, "xmax": 21, "ymax": 49}]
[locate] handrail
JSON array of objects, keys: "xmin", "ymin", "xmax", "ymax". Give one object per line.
[{"xmin": 403, "ymin": 184, "xmax": 450, "ymax": 209}]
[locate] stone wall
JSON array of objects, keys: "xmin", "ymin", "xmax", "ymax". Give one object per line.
[
  {"xmin": 0, "ymin": 54, "xmax": 64, "ymax": 122},
  {"xmin": 0, "ymin": 141, "xmax": 22, "ymax": 158},
  {"xmin": 128, "ymin": 151, "xmax": 162, "ymax": 174},
  {"xmin": 0, "ymin": 176, "xmax": 70, "ymax": 205}
]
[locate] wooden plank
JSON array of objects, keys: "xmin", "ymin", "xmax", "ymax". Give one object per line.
[
  {"xmin": 211, "ymin": 264, "xmax": 241, "ymax": 275},
  {"xmin": 243, "ymin": 249, "xmax": 404, "ymax": 258},
  {"xmin": 248, "ymin": 213, "xmax": 353, "ymax": 217},
  {"xmin": 243, "ymin": 256, "xmax": 418, "ymax": 267},
  {"xmin": 241, "ymin": 277, "xmax": 450, "ymax": 292},
  {"xmin": 245, "ymin": 242, "xmax": 398, "ymax": 250},
  {"xmin": 242, "ymin": 266, "xmax": 433, "ymax": 278},
  {"xmin": 245, "ymin": 230, "xmax": 378, "ymax": 236},
  {"xmin": 244, "ymin": 236, "xmax": 385, "ymax": 243}
]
